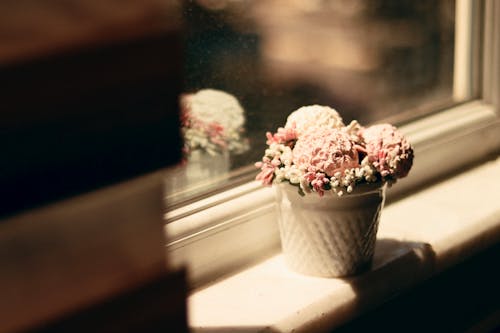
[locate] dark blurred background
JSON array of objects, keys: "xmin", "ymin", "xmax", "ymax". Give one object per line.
[
  {"xmin": 182, "ymin": 0, "xmax": 456, "ymax": 172},
  {"xmin": 0, "ymin": 1, "xmax": 183, "ymax": 217}
]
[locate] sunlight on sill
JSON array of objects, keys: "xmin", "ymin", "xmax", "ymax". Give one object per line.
[{"xmin": 188, "ymin": 155, "xmax": 500, "ymax": 333}]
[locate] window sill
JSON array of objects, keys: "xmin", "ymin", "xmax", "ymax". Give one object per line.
[
  {"xmin": 188, "ymin": 156, "xmax": 500, "ymax": 333},
  {"xmin": 166, "ymin": 100, "xmax": 500, "ymax": 288}
]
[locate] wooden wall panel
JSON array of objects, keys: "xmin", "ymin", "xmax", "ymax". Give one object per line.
[
  {"xmin": 0, "ymin": 0, "xmax": 183, "ymax": 217},
  {"xmin": 0, "ymin": 1, "xmax": 187, "ymax": 332}
]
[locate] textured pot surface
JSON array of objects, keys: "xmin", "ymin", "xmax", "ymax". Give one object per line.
[{"xmin": 275, "ymin": 183, "xmax": 386, "ymax": 277}]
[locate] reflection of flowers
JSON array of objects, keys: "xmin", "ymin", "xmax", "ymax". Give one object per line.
[
  {"xmin": 181, "ymin": 89, "xmax": 249, "ymax": 156},
  {"xmin": 256, "ymin": 105, "xmax": 414, "ymax": 196}
]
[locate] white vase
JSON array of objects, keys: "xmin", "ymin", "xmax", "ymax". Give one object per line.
[{"xmin": 275, "ymin": 182, "xmax": 386, "ymax": 278}]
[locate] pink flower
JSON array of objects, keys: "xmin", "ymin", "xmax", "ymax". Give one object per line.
[
  {"xmin": 255, "ymin": 162, "xmax": 275, "ymax": 186},
  {"xmin": 361, "ymin": 124, "xmax": 414, "ymax": 179},
  {"xmin": 254, "ymin": 105, "xmax": 415, "ymax": 197},
  {"xmin": 304, "ymin": 171, "xmax": 330, "ymax": 196},
  {"xmin": 266, "ymin": 126, "xmax": 298, "ymax": 146},
  {"xmin": 292, "ymin": 127, "xmax": 360, "ymax": 177}
]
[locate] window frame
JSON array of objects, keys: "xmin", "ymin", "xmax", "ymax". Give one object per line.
[{"xmin": 165, "ymin": 0, "xmax": 500, "ymax": 289}]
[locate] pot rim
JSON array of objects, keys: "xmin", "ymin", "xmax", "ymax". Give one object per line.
[{"xmin": 275, "ymin": 180, "xmax": 386, "ymax": 198}]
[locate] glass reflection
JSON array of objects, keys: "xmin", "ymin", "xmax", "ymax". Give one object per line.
[
  {"xmin": 181, "ymin": 89, "xmax": 248, "ymax": 157},
  {"xmin": 167, "ymin": 0, "xmax": 457, "ymax": 205},
  {"xmin": 164, "ymin": 89, "xmax": 248, "ymax": 200}
]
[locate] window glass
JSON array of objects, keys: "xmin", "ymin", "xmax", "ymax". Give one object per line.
[{"xmin": 165, "ymin": 0, "xmax": 460, "ymax": 205}]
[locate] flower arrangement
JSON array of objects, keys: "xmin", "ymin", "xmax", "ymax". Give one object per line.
[
  {"xmin": 255, "ymin": 105, "xmax": 414, "ymax": 196},
  {"xmin": 180, "ymin": 89, "xmax": 249, "ymax": 156}
]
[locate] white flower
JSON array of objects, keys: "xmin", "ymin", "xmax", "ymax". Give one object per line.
[
  {"xmin": 280, "ymin": 146, "xmax": 294, "ymax": 166},
  {"xmin": 287, "ymin": 165, "xmax": 303, "ymax": 184},
  {"xmin": 285, "ymin": 105, "xmax": 344, "ymax": 136}
]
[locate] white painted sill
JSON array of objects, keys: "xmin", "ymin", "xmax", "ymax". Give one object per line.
[{"xmin": 188, "ymin": 155, "xmax": 500, "ymax": 333}]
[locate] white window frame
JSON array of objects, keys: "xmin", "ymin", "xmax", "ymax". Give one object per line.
[{"xmin": 165, "ymin": 0, "xmax": 500, "ymax": 289}]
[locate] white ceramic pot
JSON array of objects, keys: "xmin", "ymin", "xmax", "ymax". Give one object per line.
[{"xmin": 275, "ymin": 182, "xmax": 386, "ymax": 278}]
